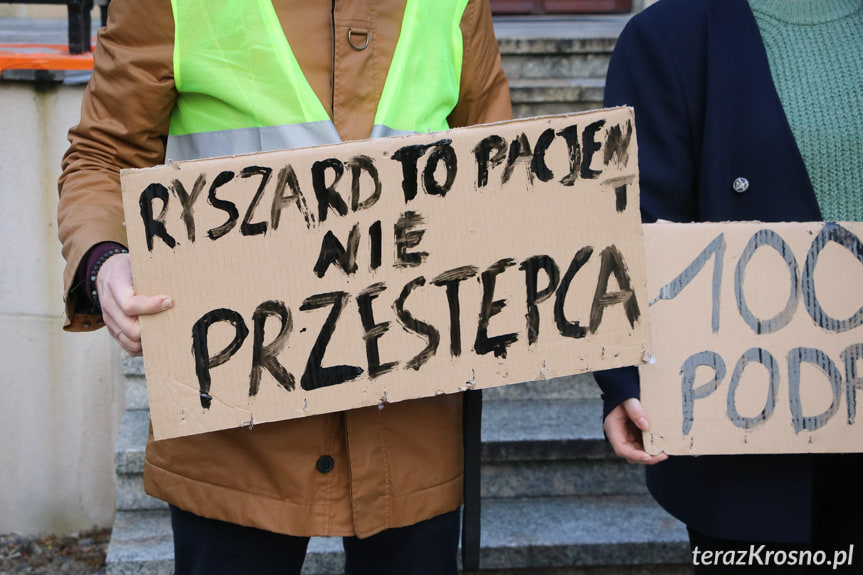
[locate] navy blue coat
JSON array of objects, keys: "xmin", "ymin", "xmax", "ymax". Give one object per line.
[{"xmin": 598, "ymin": 0, "xmax": 861, "ymax": 543}]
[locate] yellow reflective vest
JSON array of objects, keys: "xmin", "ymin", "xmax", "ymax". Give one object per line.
[{"xmin": 167, "ymin": 0, "xmax": 469, "ymax": 160}]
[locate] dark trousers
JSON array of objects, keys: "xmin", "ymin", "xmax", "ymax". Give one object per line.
[{"xmin": 170, "ymin": 505, "xmax": 460, "ymax": 575}]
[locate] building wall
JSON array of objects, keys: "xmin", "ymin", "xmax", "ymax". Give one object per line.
[
  {"xmin": 0, "ymin": 6, "xmax": 65, "ymax": 18},
  {"xmin": 0, "ymin": 83, "xmax": 123, "ymax": 535}
]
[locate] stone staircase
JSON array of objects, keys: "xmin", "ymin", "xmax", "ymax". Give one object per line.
[
  {"xmin": 108, "ymin": 361, "xmax": 690, "ymax": 575},
  {"xmin": 496, "ymin": 15, "xmax": 626, "ymax": 118},
  {"xmin": 105, "ymin": 14, "xmax": 693, "ymax": 574}
]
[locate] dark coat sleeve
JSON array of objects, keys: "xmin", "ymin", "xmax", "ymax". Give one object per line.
[{"xmin": 593, "ymin": 0, "xmax": 709, "ymax": 416}]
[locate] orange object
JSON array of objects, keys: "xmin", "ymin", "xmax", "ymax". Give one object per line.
[{"xmin": 0, "ymin": 43, "xmax": 94, "ymax": 72}]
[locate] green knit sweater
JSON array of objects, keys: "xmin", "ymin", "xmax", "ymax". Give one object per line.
[{"xmin": 748, "ymin": 0, "xmax": 863, "ymax": 221}]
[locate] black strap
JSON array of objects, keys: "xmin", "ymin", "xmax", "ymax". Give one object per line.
[{"xmin": 461, "ymin": 388, "xmax": 483, "ymax": 572}]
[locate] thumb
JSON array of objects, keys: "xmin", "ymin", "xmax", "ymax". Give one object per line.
[{"xmin": 622, "ymin": 398, "xmax": 650, "ymax": 432}]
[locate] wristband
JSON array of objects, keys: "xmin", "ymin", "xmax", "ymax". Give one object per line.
[{"xmin": 89, "ymin": 247, "xmax": 129, "ymax": 306}]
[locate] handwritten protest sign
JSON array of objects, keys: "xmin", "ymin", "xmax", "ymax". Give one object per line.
[
  {"xmin": 641, "ymin": 222, "xmax": 863, "ymax": 454},
  {"xmin": 121, "ymin": 108, "xmax": 651, "ymax": 440}
]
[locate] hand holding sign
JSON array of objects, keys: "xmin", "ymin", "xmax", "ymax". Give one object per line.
[
  {"xmin": 96, "ymin": 253, "xmax": 173, "ymax": 356},
  {"xmin": 604, "ymin": 398, "xmax": 668, "ymax": 464}
]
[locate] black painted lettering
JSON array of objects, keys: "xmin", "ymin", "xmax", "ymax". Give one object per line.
[
  {"xmin": 615, "ymin": 184, "xmax": 628, "ymax": 213},
  {"xmin": 171, "ymin": 174, "xmax": 206, "ymax": 243},
  {"xmin": 475, "ymin": 258, "xmax": 519, "ymax": 358},
  {"xmin": 394, "ymin": 211, "xmax": 428, "ymax": 268},
  {"xmin": 520, "ymin": 256, "xmax": 560, "ymax": 345},
  {"xmin": 557, "ymin": 124, "xmax": 581, "ymax": 186},
  {"xmin": 191, "ymin": 308, "xmax": 249, "ymax": 409},
  {"xmin": 431, "ymin": 265, "xmax": 479, "ymax": 357},
  {"xmin": 502, "ymin": 133, "xmax": 533, "ymax": 185},
  {"xmin": 802, "ymin": 222, "xmax": 863, "ymax": 333},
  {"xmin": 311, "ymin": 158, "xmax": 347, "ymax": 223},
  {"xmin": 651, "ymin": 233, "xmax": 725, "ymax": 333},
  {"xmin": 392, "ymin": 144, "xmax": 426, "ymax": 203},
  {"xmin": 249, "ymin": 300, "xmax": 294, "ymax": 396},
  {"xmin": 787, "ymin": 347, "xmax": 842, "ymax": 433},
  {"xmin": 735, "ymin": 229, "xmax": 799, "ymax": 334},
  {"xmin": 726, "ymin": 348, "xmax": 779, "ymax": 430},
  {"xmin": 206, "ymin": 170, "xmax": 238, "ymax": 240},
  {"xmin": 369, "ymin": 220, "xmax": 382, "ymax": 271},
  {"xmin": 603, "ymin": 120, "xmax": 633, "ymax": 168},
  {"xmin": 581, "ymin": 120, "xmax": 605, "ymax": 180},
  {"xmin": 392, "ymin": 139, "xmax": 449, "ymax": 202},
  {"xmin": 347, "ymin": 155, "xmax": 381, "ymax": 212},
  {"xmin": 473, "ymin": 135, "xmax": 507, "ymax": 189},
  {"xmin": 240, "ymin": 166, "xmax": 272, "ymax": 237},
  {"xmin": 271, "ymin": 164, "xmax": 313, "ymax": 230},
  {"xmin": 139, "ymin": 183, "xmax": 177, "ymax": 251},
  {"xmin": 313, "ymin": 224, "xmax": 361, "ymax": 278},
  {"xmin": 554, "ymin": 247, "xmax": 593, "ymax": 339},
  {"xmin": 394, "ymin": 277, "xmax": 440, "ymax": 370},
  {"xmin": 423, "ymin": 142, "xmax": 457, "ymax": 197},
  {"xmin": 530, "ymin": 128, "xmax": 556, "ymax": 183},
  {"xmin": 589, "ymin": 245, "xmax": 640, "ymax": 333},
  {"xmin": 681, "ymin": 351, "xmax": 726, "ymax": 435},
  {"xmin": 299, "ymin": 292, "xmax": 364, "ymax": 390},
  {"xmin": 357, "ymin": 282, "xmax": 398, "ymax": 378}
]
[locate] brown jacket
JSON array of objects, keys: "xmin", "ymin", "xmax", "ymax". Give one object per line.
[{"xmin": 57, "ymin": 0, "xmax": 511, "ymax": 537}]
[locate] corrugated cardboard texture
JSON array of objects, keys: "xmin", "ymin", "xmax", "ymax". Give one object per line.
[
  {"xmin": 121, "ymin": 108, "xmax": 651, "ymax": 439},
  {"xmin": 641, "ymin": 221, "xmax": 863, "ymax": 454}
]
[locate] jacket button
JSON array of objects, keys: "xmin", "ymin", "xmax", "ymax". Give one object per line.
[
  {"xmin": 733, "ymin": 177, "xmax": 749, "ymax": 193},
  {"xmin": 316, "ymin": 455, "xmax": 335, "ymax": 474}
]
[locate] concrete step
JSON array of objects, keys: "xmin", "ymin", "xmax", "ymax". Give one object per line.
[
  {"xmin": 115, "ymin": 393, "xmax": 643, "ymax": 511},
  {"xmin": 122, "ymin": 355, "xmax": 148, "ymax": 411},
  {"xmin": 483, "ymin": 372, "xmax": 600, "ymax": 401},
  {"xmin": 502, "ymin": 50, "xmax": 612, "ymax": 82},
  {"xmin": 495, "ymin": 15, "xmax": 627, "ymax": 82},
  {"xmin": 493, "ymin": 16, "xmax": 626, "ymax": 119},
  {"xmin": 114, "ymin": 410, "xmax": 166, "ymax": 512},
  {"xmin": 106, "ymin": 510, "xmax": 173, "ymax": 575},
  {"xmin": 509, "ymin": 77, "xmax": 605, "ymax": 119},
  {"xmin": 483, "ymin": 396, "xmax": 609, "ymax": 461},
  {"xmin": 107, "ymin": 495, "xmax": 688, "ymax": 575},
  {"xmin": 482, "ymin": 398, "xmax": 647, "ymax": 499}
]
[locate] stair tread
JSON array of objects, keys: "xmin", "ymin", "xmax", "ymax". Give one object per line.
[
  {"xmin": 115, "ymin": 410, "xmax": 148, "ymax": 475},
  {"xmin": 484, "ymin": 398, "xmax": 603, "ymax": 443},
  {"xmin": 107, "ymin": 495, "xmax": 687, "ymax": 574},
  {"xmin": 508, "ymin": 77, "xmax": 605, "ymax": 88},
  {"xmin": 117, "ymin": 396, "xmax": 611, "ymax": 475},
  {"xmin": 494, "ymin": 14, "xmax": 628, "ymax": 44},
  {"xmin": 482, "ymin": 397, "xmax": 612, "ymax": 461}
]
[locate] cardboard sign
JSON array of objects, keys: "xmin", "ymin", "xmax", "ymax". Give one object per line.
[
  {"xmin": 121, "ymin": 108, "xmax": 651, "ymax": 440},
  {"xmin": 641, "ymin": 222, "xmax": 863, "ymax": 454}
]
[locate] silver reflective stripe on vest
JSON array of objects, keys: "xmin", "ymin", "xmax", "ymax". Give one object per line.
[
  {"xmin": 165, "ymin": 120, "xmax": 343, "ymax": 162},
  {"xmin": 369, "ymin": 124, "xmax": 418, "ymax": 140}
]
